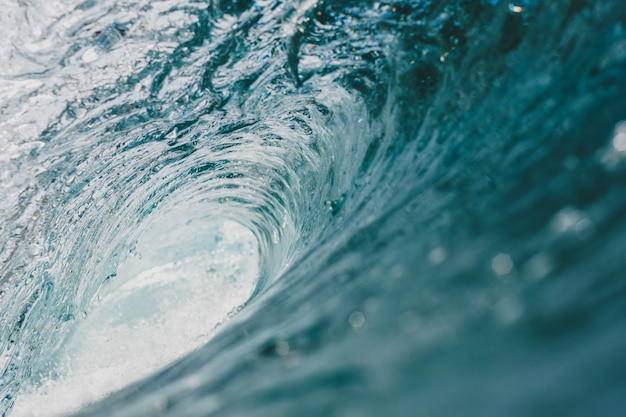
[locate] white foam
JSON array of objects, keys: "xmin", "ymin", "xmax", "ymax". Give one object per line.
[{"xmin": 11, "ymin": 219, "xmax": 258, "ymax": 417}]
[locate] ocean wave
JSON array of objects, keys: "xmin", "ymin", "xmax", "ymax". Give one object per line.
[{"xmin": 1, "ymin": 0, "xmax": 626, "ymax": 416}]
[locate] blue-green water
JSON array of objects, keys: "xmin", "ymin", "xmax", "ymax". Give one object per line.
[{"xmin": 1, "ymin": 0, "xmax": 626, "ymax": 416}]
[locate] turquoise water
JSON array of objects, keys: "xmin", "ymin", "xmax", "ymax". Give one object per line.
[{"xmin": 1, "ymin": 0, "xmax": 626, "ymax": 416}]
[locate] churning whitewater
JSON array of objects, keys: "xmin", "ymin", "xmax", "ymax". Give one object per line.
[{"xmin": 1, "ymin": 0, "xmax": 626, "ymax": 416}]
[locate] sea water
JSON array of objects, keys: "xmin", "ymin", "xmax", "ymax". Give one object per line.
[{"xmin": 1, "ymin": 1, "xmax": 626, "ymax": 416}]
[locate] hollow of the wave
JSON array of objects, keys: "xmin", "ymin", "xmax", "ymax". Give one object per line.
[{"xmin": 10, "ymin": 216, "xmax": 259, "ymax": 417}]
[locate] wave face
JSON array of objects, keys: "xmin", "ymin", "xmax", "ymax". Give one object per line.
[{"xmin": 2, "ymin": 0, "xmax": 626, "ymax": 416}]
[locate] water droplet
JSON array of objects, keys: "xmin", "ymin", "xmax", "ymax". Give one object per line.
[
  {"xmin": 428, "ymin": 247, "xmax": 447, "ymax": 265},
  {"xmin": 492, "ymin": 253, "xmax": 514, "ymax": 276},
  {"xmin": 551, "ymin": 206, "xmax": 594, "ymax": 238},
  {"xmin": 349, "ymin": 311, "xmax": 365, "ymax": 330},
  {"xmin": 613, "ymin": 121, "xmax": 626, "ymax": 151},
  {"xmin": 324, "ymin": 195, "xmax": 345, "ymax": 215},
  {"xmin": 523, "ymin": 252, "xmax": 554, "ymax": 280},
  {"xmin": 600, "ymin": 120, "xmax": 626, "ymax": 170}
]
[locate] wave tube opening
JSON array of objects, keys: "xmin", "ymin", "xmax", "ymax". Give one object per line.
[{"xmin": 10, "ymin": 202, "xmax": 259, "ymax": 417}]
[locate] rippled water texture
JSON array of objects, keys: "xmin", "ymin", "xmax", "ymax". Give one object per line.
[{"xmin": 1, "ymin": 0, "xmax": 626, "ymax": 416}]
